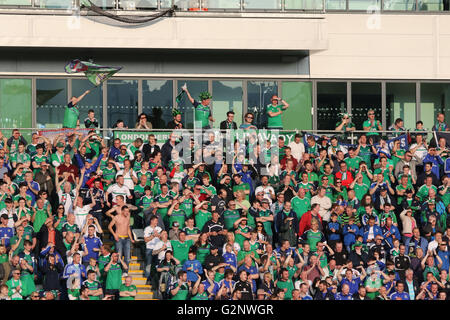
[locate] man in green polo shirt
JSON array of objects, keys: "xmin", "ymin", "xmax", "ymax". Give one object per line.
[
  {"xmin": 63, "ymin": 90, "xmax": 90, "ymax": 128},
  {"xmin": 82, "ymin": 270, "xmax": 103, "ymax": 300},
  {"xmin": 276, "ymin": 268, "xmax": 295, "ymax": 300},
  {"xmin": 291, "ymin": 188, "xmax": 311, "ymax": 220},
  {"xmin": 183, "ymin": 85, "xmax": 215, "ymax": 129},
  {"xmin": 222, "ymin": 200, "xmax": 241, "ymax": 231},
  {"xmin": 170, "ymin": 231, "xmax": 194, "ymax": 265},
  {"xmin": 119, "ymin": 276, "xmax": 137, "ymax": 300},
  {"xmin": 232, "ymin": 174, "xmax": 251, "ymax": 201},
  {"xmin": 170, "ymin": 270, "xmax": 190, "ymax": 300},
  {"xmin": 363, "ymin": 109, "xmax": 382, "ymax": 142},
  {"xmin": 267, "ymin": 95, "xmax": 289, "ymax": 130},
  {"xmin": 168, "ymin": 200, "xmax": 187, "ymax": 229},
  {"xmin": 104, "ymin": 252, "xmax": 128, "ymax": 299}
]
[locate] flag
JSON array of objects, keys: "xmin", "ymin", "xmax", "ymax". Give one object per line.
[
  {"xmin": 175, "ymin": 91, "xmax": 185, "ymax": 104},
  {"xmin": 64, "ymin": 59, "xmax": 122, "ymax": 86}
]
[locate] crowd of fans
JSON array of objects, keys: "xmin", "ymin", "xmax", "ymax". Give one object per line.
[{"xmin": 0, "ymin": 88, "xmax": 450, "ymax": 301}]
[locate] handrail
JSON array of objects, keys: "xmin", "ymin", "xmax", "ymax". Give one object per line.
[
  {"xmin": 0, "ymin": 128, "xmax": 439, "ymax": 134},
  {"xmin": 0, "ymin": 0, "xmax": 448, "ymax": 13}
]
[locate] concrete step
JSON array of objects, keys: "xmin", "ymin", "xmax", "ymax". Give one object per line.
[
  {"xmin": 136, "ymin": 291, "xmax": 154, "ymax": 299},
  {"xmin": 122, "ymin": 277, "xmax": 147, "ymax": 285},
  {"xmin": 128, "ymin": 269, "xmax": 144, "ymax": 276},
  {"xmin": 136, "ymin": 284, "xmax": 152, "ymax": 290},
  {"xmin": 129, "ymin": 262, "xmax": 141, "ymax": 270}
]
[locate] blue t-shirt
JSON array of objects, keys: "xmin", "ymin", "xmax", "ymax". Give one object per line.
[
  {"xmin": 335, "ymin": 292, "xmax": 353, "ymax": 300},
  {"xmin": 389, "ymin": 291, "xmax": 410, "ymax": 300},
  {"xmin": 340, "ymin": 277, "xmax": 361, "ymax": 295},
  {"xmin": 0, "ymin": 226, "xmax": 14, "ymax": 247},
  {"xmin": 83, "ymin": 235, "xmax": 103, "ymax": 263},
  {"xmin": 202, "ymin": 280, "xmax": 220, "ymax": 300},
  {"xmin": 223, "ymin": 252, "xmax": 237, "ymax": 269},
  {"xmin": 182, "ymin": 259, "xmax": 203, "ymax": 282}
]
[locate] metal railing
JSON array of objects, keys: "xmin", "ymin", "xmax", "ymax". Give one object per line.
[{"xmin": 0, "ymin": 0, "xmax": 448, "ymax": 13}]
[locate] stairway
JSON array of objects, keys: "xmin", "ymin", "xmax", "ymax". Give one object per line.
[
  {"xmin": 122, "ymin": 256, "xmax": 157, "ymax": 300},
  {"xmin": 102, "ymin": 221, "xmax": 157, "ymax": 300}
]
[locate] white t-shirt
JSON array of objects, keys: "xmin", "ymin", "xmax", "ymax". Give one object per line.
[
  {"xmin": 0, "ymin": 208, "xmax": 17, "ymax": 229},
  {"xmin": 107, "ymin": 183, "xmax": 131, "ymax": 203},
  {"xmin": 58, "ymin": 190, "xmax": 76, "ymax": 215},
  {"xmin": 288, "ymin": 141, "xmax": 305, "ymax": 163},
  {"xmin": 73, "ymin": 205, "xmax": 92, "ymax": 230},
  {"xmin": 409, "ymin": 143, "xmax": 428, "ymax": 161},
  {"xmin": 152, "ymin": 239, "xmax": 172, "ymax": 262},
  {"xmin": 144, "ymin": 225, "xmax": 163, "ymax": 250},
  {"xmin": 116, "ymin": 170, "xmax": 137, "ymax": 190},
  {"xmin": 254, "ymin": 185, "xmax": 275, "ymax": 205},
  {"xmin": 311, "ymin": 195, "xmax": 332, "ymax": 222}
]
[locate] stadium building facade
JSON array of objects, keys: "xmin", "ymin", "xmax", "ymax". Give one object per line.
[{"xmin": 0, "ymin": 0, "xmax": 450, "ymax": 134}]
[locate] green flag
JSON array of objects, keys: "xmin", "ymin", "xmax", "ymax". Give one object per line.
[
  {"xmin": 64, "ymin": 60, "xmax": 122, "ymax": 86},
  {"xmin": 175, "ymin": 91, "xmax": 185, "ymax": 104}
]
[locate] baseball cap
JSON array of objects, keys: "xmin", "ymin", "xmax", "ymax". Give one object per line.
[
  {"xmin": 172, "ymin": 222, "xmax": 180, "ymax": 227},
  {"xmin": 210, "ymin": 245, "xmax": 219, "ymax": 251},
  {"xmin": 379, "ymin": 186, "xmax": 387, "ymax": 191},
  {"xmin": 85, "ymin": 159, "xmax": 92, "ymax": 164},
  {"xmin": 56, "ymin": 142, "xmax": 65, "ymax": 148}
]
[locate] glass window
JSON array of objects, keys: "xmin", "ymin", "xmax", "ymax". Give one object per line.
[
  {"xmin": 383, "ymin": 0, "xmax": 416, "ymax": 10},
  {"xmin": 420, "ymin": 83, "xmax": 450, "ymax": 131},
  {"xmin": 72, "ymin": 79, "xmax": 103, "ymax": 129},
  {"xmin": 285, "ymin": 0, "xmax": 324, "ymax": 10},
  {"xmin": 325, "ymin": 0, "xmax": 346, "ymax": 9},
  {"xmin": 107, "ymin": 80, "xmax": 138, "ymax": 128},
  {"xmin": 38, "ymin": 0, "xmax": 73, "ymax": 8},
  {"xmin": 317, "ymin": 82, "xmax": 347, "ymax": 130},
  {"xmin": 120, "ymin": 0, "xmax": 157, "ymax": 9},
  {"xmin": 0, "ymin": 79, "xmax": 32, "ymax": 141},
  {"xmin": 36, "ymin": 79, "xmax": 68, "ymax": 128},
  {"xmin": 247, "ymin": 81, "xmax": 278, "ymax": 129},
  {"xmin": 386, "ymin": 83, "xmax": 416, "ymax": 130},
  {"xmin": 0, "ymin": 0, "xmax": 32, "ymax": 5},
  {"xmin": 351, "ymin": 82, "xmax": 382, "ymax": 130},
  {"xmin": 143, "ymin": 80, "xmax": 173, "ymax": 129},
  {"xmin": 348, "ymin": 0, "xmax": 380, "ymax": 10},
  {"xmin": 243, "ymin": 0, "xmax": 281, "ymax": 9},
  {"xmin": 202, "ymin": 0, "xmax": 241, "ymax": 9},
  {"xmin": 419, "ymin": 0, "xmax": 443, "ymax": 11},
  {"xmin": 212, "ymin": 81, "xmax": 243, "ymax": 129},
  {"xmin": 177, "ymin": 80, "xmax": 208, "ymax": 129},
  {"xmin": 90, "ymin": 0, "xmax": 116, "ymax": 9},
  {"xmin": 162, "ymin": 0, "xmax": 200, "ymax": 9},
  {"xmin": 281, "ymin": 81, "xmax": 312, "ymax": 130}
]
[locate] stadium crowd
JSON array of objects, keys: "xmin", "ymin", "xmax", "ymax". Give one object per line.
[{"xmin": 0, "ymin": 87, "xmax": 450, "ymax": 301}]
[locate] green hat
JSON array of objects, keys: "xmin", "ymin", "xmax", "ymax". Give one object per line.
[
  {"xmin": 172, "ymin": 108, "xmax": 182, "ymax": 117},
  {"xmin": 56, "ymin": 142, "xmax": 65, "ymax": 148},
  {"xmin": 199, "ymin": 91, "xmax": 212, "ymax": 101},
  {"xmin": 352, "ymin": 241, "xmax": 363, "ymax": 250}
]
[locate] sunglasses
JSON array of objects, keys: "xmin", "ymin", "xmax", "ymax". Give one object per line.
[{"xmin": 247, "ymin": 117, "xmax": 254, "ymax": 119}]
